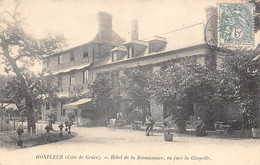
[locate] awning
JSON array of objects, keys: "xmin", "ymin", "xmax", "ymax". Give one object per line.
[
  {"xmin": 57, "ymin": 93, "xmax": 69, "ymax": 98},
  {"xmin": 63, "ymin": 98, "xmax": 91, "ymax": 109},
  {"xmin": 252, "ymin": 54, "xmax": 260, "ymax": 62},
  {"xmin": 52, "ymin": 62, "xmax": 92, "ymax": 75},
  {"xmin": 1, "ymin": 103, "xmax": 18, "ymax": 111}
]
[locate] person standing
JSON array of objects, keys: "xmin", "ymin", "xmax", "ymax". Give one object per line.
[
  {"xmin": 116, "ymin": 110, "xmax": 122, "ymax": 120},
  {"xmin": 145, "ymin": 114, "xmax": 154, "ymax": 136},
  {"xmin": 195, "ymin": 117, "xmax": 208, "ymax": 136}
]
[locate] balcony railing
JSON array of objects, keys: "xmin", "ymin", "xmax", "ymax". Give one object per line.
[
  {"xmin": 48, "ymin": 58, "xmax": 89, "ymax": 72},
  {"xmin": 57, "ymin": 83, "xmax": 89, "ymax": 95}
]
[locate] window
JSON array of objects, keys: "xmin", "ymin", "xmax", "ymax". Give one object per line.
[
  {"xmin": 58, "ymin": 76, "xmax": 62, "ymax": 87},
  {"xmin": 128, "ymin": 47, "xmax": 134, "ymax": 58},
  {"xmin": 62, "ymin": 109, "xmax": 65, "ymax": 116},
  {"xmin": 74, "ymin": 109, "xmax": 78, "ymax": 116},
  {"xmin": 58, "ymin": 55, "xmax": 63, "ymax": 64},
  {"xmin": 83, "ymin": 52, "xmax": 89, "ymax": 58},
  {"xmin": 83, "ymin": 70, "xmax": 88, "ymax": 84},
  {"xmin": 70, "ymin": 74, "xmax": 75, "ymax": 86},
  {"xmin": 111, "ymin": 53, "xmax": 114, "ymax": 62},
  {"xmin": 70, "ymin": 52, "xmax": 75, "ymax": 61},
  {"xmin": 130, "ymin": 47, "xmax": 134, "ymax": 57},
  {"xmin": 149, "ymin": 43, "xmax": 155, "ymax": 53},
  {"xmin": 46, "ymin": 103, "xmax": 50, "ymax": 110},
  {"xmin": 44, "ymin": 59, "xmax": 49, "ymax": 68}
]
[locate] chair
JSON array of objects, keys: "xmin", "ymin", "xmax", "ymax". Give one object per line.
[{"xmin": 107, "ymin": 119, "xmax": 116, "ymax": 130}]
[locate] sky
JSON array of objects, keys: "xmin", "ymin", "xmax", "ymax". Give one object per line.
[
  {"xmin": 1, "ymin": 0, "xmax": 218, "ymax": 47},
  {"xmin": 0, "ymin": 0, "xmax": 256, "ymax": 74}
]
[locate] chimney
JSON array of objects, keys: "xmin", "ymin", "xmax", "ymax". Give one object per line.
[
  {"xmin": 131, "ymin": 19, "xmax": 138, "ymax": 41},
  {"xmin": 205, "ymin": 6, "xmax": 217, "ymax": 25},
  {"xmin": 98, "ymin": 12, "xmax": 113, "ymax": 42},
  {"xmin": 205, "ymin": 6, "xmax": 217, "ymax": 46}
]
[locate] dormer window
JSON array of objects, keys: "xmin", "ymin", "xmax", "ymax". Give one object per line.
[
  {"xmin": 123, "ymin": 40, "xmax": 147, "ymax": 58},
  {"xmin": 110, "ymin": 46, "xmax": 127, "ymax": 62},
  {"xmin": 129, "ymin": 47, "xmax": 134, "ymax": 58},
  {"xmin": 147, "ymin": 36, "xmax": 167, "ymax": 54},
  {"xmin": 148, "ymin": 43, "xmax": 155, "ymax": 53},
  {"xmin": 111, "ymin": 53, "xmax": 114, "ymax": 62}
]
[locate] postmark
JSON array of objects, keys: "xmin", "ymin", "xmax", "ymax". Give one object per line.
[
  {"xmin": 204, "ymin": 14, "xmax": 234, "ymax": 57},
  {"xmin": 218, "ymin": 3, "xmax": 255, "ymax": 47}
]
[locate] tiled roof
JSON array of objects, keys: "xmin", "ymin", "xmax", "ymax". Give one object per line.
[
  {"xmin": 92, "ymin": 31, "xmax": 126, "ymax": 46},
  {"xmin": 160, "ymin": 23, "xmax": 204, "ymax": 52},
  {"xmin": 94, "ymin": 23, "xmax": 205, "ymax": 67}
]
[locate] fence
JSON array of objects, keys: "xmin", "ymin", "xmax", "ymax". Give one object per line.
[{"xmin": 0, "ymin": 120, "xmax": 45, "ymax": 135}]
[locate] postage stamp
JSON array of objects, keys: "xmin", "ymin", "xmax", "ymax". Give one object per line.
[{"xmin": 218, "ymin": 3, "xmax": 255, "ymax": 47}]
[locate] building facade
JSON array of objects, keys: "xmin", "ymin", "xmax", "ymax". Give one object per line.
[{"xmin": 41, "ymin": 8, "xmax": 218, "ymax": 126}]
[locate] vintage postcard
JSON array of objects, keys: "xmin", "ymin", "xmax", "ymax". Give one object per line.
[{"xmin": 0, "ymin": 0, "xmax": 259, "ymax": 165}]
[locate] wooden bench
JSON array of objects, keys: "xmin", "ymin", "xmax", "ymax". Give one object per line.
[
  {"xmin": 222, "ymin": 124, "xmax": 232, "ymax": 135},
  {"xmin": 131, "ymin": 120, "xmax": 142, "ymax": 130},
  {"xmin": 214, "ymin": 120, "xmax": 243, "ymax": 135},
  {"xmin": 115, "ymin": 120, "xmax": 126, "ymax": 127}
]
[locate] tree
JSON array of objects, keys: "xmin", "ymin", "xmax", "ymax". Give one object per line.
[
  {"xmin": 88, "ymin": 71, "xmax": 118, "ymax": 124},
  {"xmin": 119, "ymin": 66, "xmax": 151, "ymax": 112},
  {"xmin": 150, "ymin": 58, "xmax": 218, "ymax": 130},
  {"xmin": 215, "ymin": 47, "xmax": 260, "ymax": 128},
  {"xmin": 0, "ymin": 0, "xmax": 66, "ymax": 133},
  {"xmin": 0, "ymin": 70, "xmax": 59, "ymax": 129}
]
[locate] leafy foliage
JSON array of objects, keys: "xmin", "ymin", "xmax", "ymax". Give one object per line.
[
  {"xmin": 216, "ymin": 48, "xmax": 260, "ymax": 128},
  {"xmin": 88, "ymin": 71, "xmax": 119, "ymax": 122},
  {"xmin": 150, "ymin": 58, "xmax": 217, "ymax": 105},
  {"xmin": 0, "ymin": 0, "xmax": 66, "ymax": 133},
  {"xmin": 120, "ymin": 66, "xmax": 151, "ymax": 110}
]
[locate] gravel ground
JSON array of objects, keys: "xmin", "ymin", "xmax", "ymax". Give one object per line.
[{"xmin": 0, "ymin": 124, "xmax": 259, "ymax": 165}]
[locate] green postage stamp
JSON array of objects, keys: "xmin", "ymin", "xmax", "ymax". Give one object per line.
[{"xmin": 218, "ymin": 3, "xmax": 255, "ymax": 47}]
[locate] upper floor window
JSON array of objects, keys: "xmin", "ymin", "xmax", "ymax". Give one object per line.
[
  {"xmin": 58, "ymin": 55, "xmax": 63, "ymax": 64},
  {"xmin": 70, "ymin": 52, "xmax": 75, "ymax": 61},
  {"xmin": 58, "ymin": 76, "xmax": 62, "ymax": 87},
  {"xmin": 83, "ymin": 52, "xmax": 89, "ymax": 58},
  {"xmin": 70, "ymin": 74, "xmax": 75, "ymax": 86},
  {"xmin": 83, "ymin": 70, "xmax": 88, "ymax": 84}
]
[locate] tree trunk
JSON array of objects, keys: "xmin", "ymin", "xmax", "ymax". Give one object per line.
[
  {"xmin": 26, "ymin": 98, "xmax": 36, "ymax": 134},
  {"xmin": 2, "ymin": 44, "xmax": 36, "ymax": 134}
]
